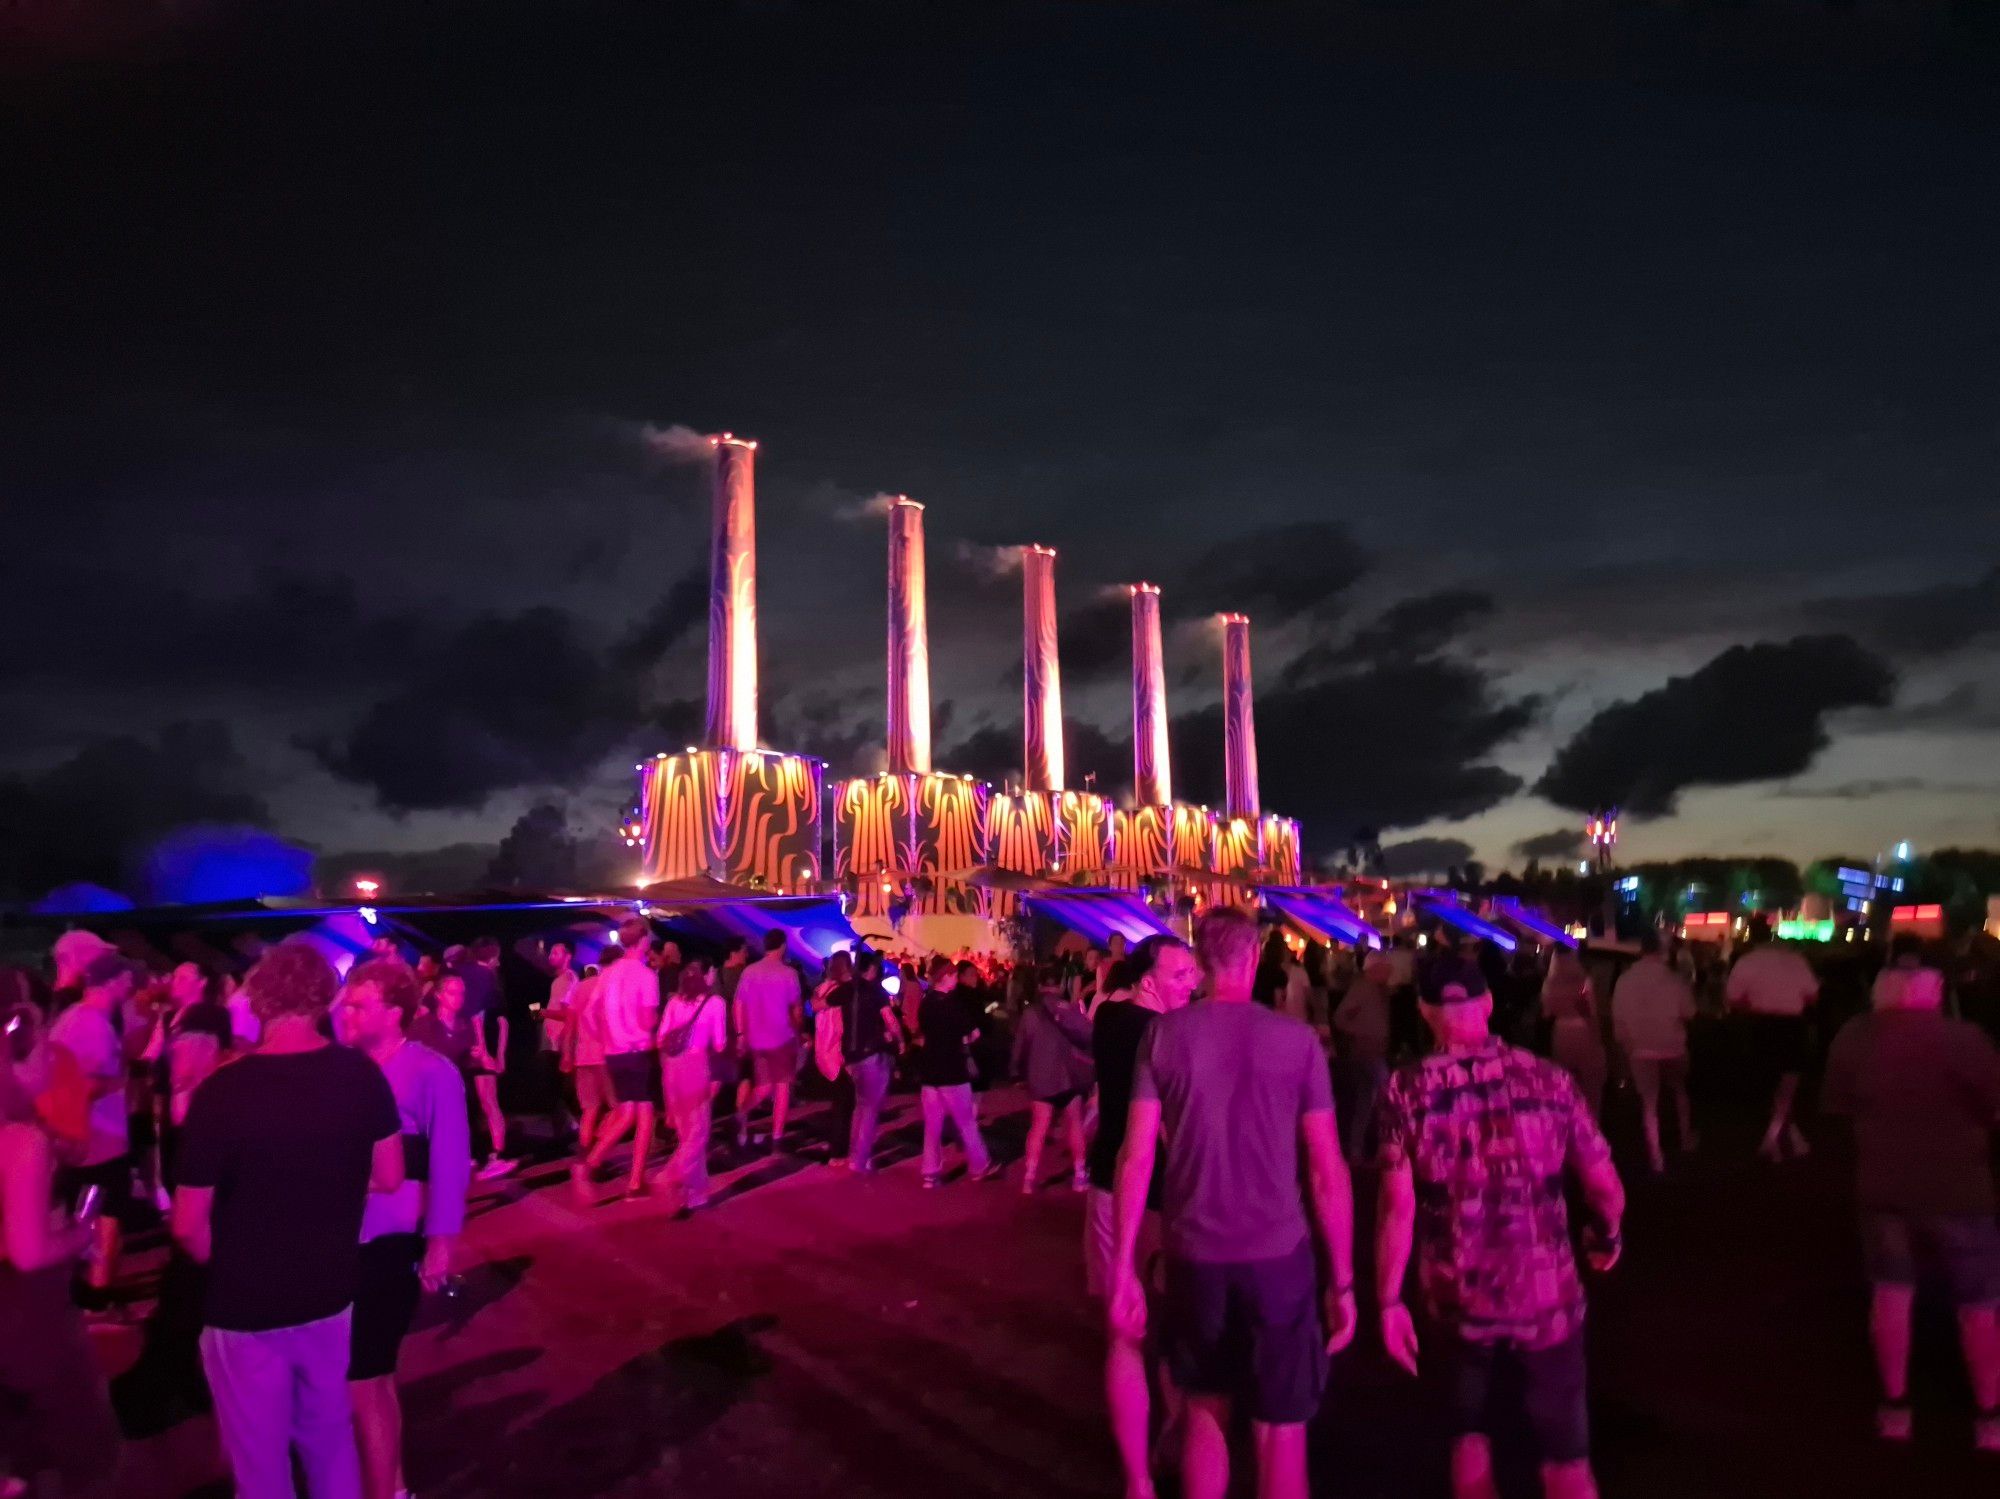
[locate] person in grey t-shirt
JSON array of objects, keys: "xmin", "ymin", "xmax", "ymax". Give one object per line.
[{"xmin": 1110, "ymin": 907, "xmax": 1356, "ymax": 1499}]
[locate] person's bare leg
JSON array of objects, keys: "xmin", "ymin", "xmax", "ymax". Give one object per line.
[
  {"xmin": 1672, "ymin": 1073, "xmax": 1698, "ymax": 1151},
  {"xmin": 1251, "ymin": 1420, "xmax": 1308, "ymax": 1499},
  {"xmin": 1063, "ymin": 1099, "xmax": 1089, "ymax": 1183},
  {"xmin": 734, "ymin": 1078, "xmax": 756, "ymax": 1142},
  {"xmin": 626, "ymin": 1102, "xmax": 657, "ymax": 1193},
  {"xmin": 1451, "ymin": 1435, "xmax": 1502, "ymax": 1499},
  {"xmin": 475, "ymin": 1074, "xmax": 506, "ymax": 1159},
  {"xmin": 1871, "ymin": 1282, "xmax": 1915, "ymax": 1436},
  {"xmin": 1105, "ymin": 1334, "xmax": 1156, "ymax": 1499},
  {"xmin": 1636, "ymin": 1073, "xmax": 1664, "ymax": 1173},
  {"xmin": 771, "ymin": 1082, "xmax": 791, "ymax": 1147},
  {"xmin": 578, "ymin": 1096, "xmax": 601, "ymax": 1152},
  {"xmin": 350, "ymin": 1375, "xmax": 399, "ymax": 1499},
  {"xmin": 1759, "ymin": 1074, "xmax": 1800, "ymax": 1158},
  {"xmin": 1022, "ymin": 1101, "xmax": 1052, "ymax": 1192},
  {"xmin": 1958, "ymin": 1303, "xmax": 1999, "ymax": 1411},
  {"xmin": 1181, "ymin": 1394, "xmax": 1231, "ymax": 1499},
  {"xmin": 1541, "ymin": 1458, "xmax": 1599, "ymax": 1499}
]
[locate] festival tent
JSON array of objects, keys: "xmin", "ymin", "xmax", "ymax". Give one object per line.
[
  {"xmin": 1258, "ymin": 887, "xmax": 1385, "ymax": 950},
  {"xmin": 1488, "ymin": 896, "xmax": 1578, "ymax": 950},
  {"xmin": 1022, "ymin": 888, "xmax": 1177, "ymax": 949},
  {"xmin": 1412, "ymin": 891, "xmax": 1518, "ymax": 952}
]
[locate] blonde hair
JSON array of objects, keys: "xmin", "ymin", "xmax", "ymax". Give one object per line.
[{"xmin": 1194, "ymin": 908, "xmax": 1259, "ymax": 983}]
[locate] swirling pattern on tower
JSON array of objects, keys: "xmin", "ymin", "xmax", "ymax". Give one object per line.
[
  {"xmin": 1221, "ymin": 613, "xmax": 1260, "ymax": 821},
  {"xmin": 1022, "ymin": 545, "xmax": 1064, "ymax": 793},
  {"xmin": 705, "ymin": 435, "xmax": 758, "ymax": 752},
  {"xmin": 887, "ymin": 499, "xmax": 932, "ymax": 776},
  {"xmin": 1130, "ymin": 583, "xmax": 1172, "ymax": 808}
]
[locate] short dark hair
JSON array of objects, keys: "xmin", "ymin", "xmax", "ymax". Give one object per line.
[
  {"xmin": 616, "ymin": 917, "xmax": 652, "ymax": 950},
  {"xmin": 855, "ymin": 950, "xmax": 883, "ymax": 980},
  {"xmin": 1637, "ymin": 932, "xmax": 1662, "ymax": 957},
  {"xmin": 928, "ymin": 955, "xmax": 954, "ymax": 980},
  {"xmin": 470, "ymin": 936, "xmax": 501, "ymax": 964},
  {"xmin": 1099, "ymin": 958, "xmax": 1138, "ymax": 994},
  {"xmin": 1126, "ymin": 934, "xmax": 1188, "ymax": 984},
  {"xmin": 763, "ymin": 929, "xmax": 788, "ymax": 954},
  {"xmin": 345, "ymin": 958, "xmax": 422, "ymax": 1025}
]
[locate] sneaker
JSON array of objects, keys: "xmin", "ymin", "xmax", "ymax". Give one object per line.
[
  {"xmin": 476, "ymin": 1157, "xmax": 517, "ymax": 1181},
  {"xmin": 1976, "ymin": 1412, "xmax": 2000, "ymax": 1454},
  {"xmin": 969, "ymin": 1162, "xmax": 1003, "ymax": 1184},
  {"xmin": 922, "ymin": 1175, "xmax": 941, "ymax": 1190},
  {"xmin": 1876, "ymin": 1403, "xmax": 1913, "ymax": 1443}
]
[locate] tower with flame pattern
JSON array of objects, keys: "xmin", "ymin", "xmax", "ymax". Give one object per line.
[
  {"xmin": 633, "ymin": 433, "xmax": 824, "ymax": 893},
  {"xmin": 831, "ymin": 496, "xmax": 991, "ymax": 917},
  {"xmin": 1211, "ymin": 613, "xmax": 1299, "ymax": 886}
]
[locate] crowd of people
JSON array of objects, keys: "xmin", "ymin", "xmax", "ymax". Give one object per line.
[{"xmin": 0, "ymin": 904, "xmax": 1996, "ymax": 1497}]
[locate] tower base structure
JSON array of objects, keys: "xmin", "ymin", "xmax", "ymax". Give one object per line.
[{"xmin": 637, "ymin": 748, "xmax": 825, "ymax": 893}]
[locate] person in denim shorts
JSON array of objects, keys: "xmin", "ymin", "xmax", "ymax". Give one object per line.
[{"xmin": 1824, "ymin": 966, "xmax": 2000, "ymax": 1449}]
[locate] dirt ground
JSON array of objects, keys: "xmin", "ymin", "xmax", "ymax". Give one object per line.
[{"xmin": 105, "ymin": 1080, "xmax": 1995, "ymax": 1498}]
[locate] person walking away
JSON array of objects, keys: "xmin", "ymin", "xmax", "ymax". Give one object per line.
[
  {"xmin": 568, "ymin": 964, "xmax": 611, "ymax": 1151},
  {"xmin": 1014, "ymin": 962, "xmax": 1095, "ymax": 1193},
  {"xmin": 1332, "ymin": 955, "xmax": 1393, "ymax": 1163},
  {"xmin": 1375, "ymin": 954, "xmax": 1626, "ymax": 1499},
  {"xmin": 1109, "ymin": 908, "xmax": 1357, "ymax": 1499},
  {"xmin": 333, "ymin": 959, "xmax": 470, "ymax": 1499},
  {"xmin": 917, "ymin": 957, "xmax": 997, "ymax": 1188},
  {"xmin": 1540, "ymin": 949, "xmax": 1606, "ymax": 1120},
  {"xmin": 1611, "ymin": 934, "xmax": 1698, "ymax": 1173},
  {"xmin": 733, "ymin": 931, "xmax": 805, "ymax": 1154},
  {"xmin": 173, "ymin": 943, "xmax": 403, "ymax": 1499},
  {"xmin": 1725, "ymin": 922, "xmax": 1819, "ymax": 1161},
  {"xmin": 0, "ymin": 1055, "xmax": 121, "ymax": 1499},
  {"xmin": 842, "ymin": 953, "xmax": 902, "ymax": 1173},
  {"xmin": 1869, "ymin": 933, "xmax": 1928, "ymax": 1012},
  {"xmin": 655, "ymin": 965, "xmax": 728, "ymax": 1214},
  {"xmin": 570, "ymin": 920, "xmax": 662, "ymax": 1203},
  {"xmin": 516, "ymin": 938, "xmax": 578, "ymax": 1153},
  {"xmin": 48, "ymin": 951, "xmax": 140, "ymax": 1311},
  {"xmin": 1822, "ymin": 966, "xmax": 2000, "ymax": 1448},
  {"xmin": 813, "ymin": 952, "xmax": 856, "ymax": 1166},
  {"xmin": 1088, "ymin": 936, "xmax": 1200, "ymax": 1499}
]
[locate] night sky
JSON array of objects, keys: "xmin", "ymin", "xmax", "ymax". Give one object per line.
[{"xmin": 4, "ymin": 1, "xmax": 1997, "ymax": 896}]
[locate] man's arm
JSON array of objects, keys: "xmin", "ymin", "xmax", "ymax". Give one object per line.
[
  {"xmin": 1374, "ymin": 1162, "xmax": 1419, "ymax": 1374},
  {"xmin": 421, "ymin": 1063, "xmax": 471, "ymax": 1289},
  {"xmin": 370, "ymin": 1132, "xmax": 406, "ymax": 1195},
  {"xmin": 171, "ymin": 1185, "xmax": 215, "ymax": 1265},
  {"xmin": 1300, "ymin": 1110, "xmax": 1357, "ymax": 1352},
  {"xmin": 2, "ymin": 1127, "xmax": 88, "ymax": 1271},
  {"xmin": 1107, "ymin": 1096, "xmax": 1162, "ymax": 1338}
]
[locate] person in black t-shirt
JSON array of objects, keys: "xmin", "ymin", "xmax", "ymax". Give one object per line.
[
  {"xmin": 173, "ymin": 942, "xmax": 402, "ymax": 1499},
  {"xmin": 840, "ymin": 952, "xmax": 903, "ymax": 1173},
  {"xmin": 916, "ymin": 958, "xmax": 998, "ymax": 1188},
  {"xmin": 1088, "ymin": 934, "xmax": 1201, "ymax": 1499}
]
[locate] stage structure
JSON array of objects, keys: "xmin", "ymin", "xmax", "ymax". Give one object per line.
[
  {"xmin": 635, "ymin": 434, "xmax": 826, "ymax": 893},
  {"xmin": 832, "ymin": 499, "xmax": 992, "ymax": 917}
]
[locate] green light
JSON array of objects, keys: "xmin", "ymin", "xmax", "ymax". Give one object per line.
[{"xmin": 1776, "ymin": 918, "xmax": 1834, "ymax": 942}]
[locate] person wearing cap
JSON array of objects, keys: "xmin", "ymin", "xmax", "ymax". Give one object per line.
[{"xmin": 1375, "ymin": 954, "xmax": 1625, "ymax": 1499}]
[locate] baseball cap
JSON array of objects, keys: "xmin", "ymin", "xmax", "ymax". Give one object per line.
[
  {"xmin": 1417, "ymin": 953, "xmax": 1490, "ymax": 1007},
  {"xmin": 52, "ymin": 930, "xmax": 116, "ymax": 972}
]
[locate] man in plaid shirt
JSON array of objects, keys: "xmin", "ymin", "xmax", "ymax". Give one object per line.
[{"xmin": 1375, "ymin": 953, "xmax": 1626, "ymax": 1499}]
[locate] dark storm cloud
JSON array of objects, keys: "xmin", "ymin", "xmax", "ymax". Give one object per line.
[
  {"xmin": 311, "ymin": 605, "xmax": 704, "ymax": 812},
  {"xmin": 1807, "ymin": 565, "xmax": 2000, "ymax": 658},
  {"xmin": 1172, "ymin": 524, "xmax": 1369, "ymax": 626},
  {"xmin": 1851, "ymin": 681, "xmax": 2000, "ymax": 734},
  {"xmin": 1280, "ymin": 588, "xmax": 1494, "ymax": 688},
  {"xmin": 607, "ymin": 566, "xmax": 708, "ymax": 672},
  {"xmin": 1056, "ymin": 593, "xmax": 1134, "ymax": 685},
  {"xmin": 1377, "ymin": 838, "xmax": 1475, "ymax": 878},
  {"xmin": 1535, "ymin": 636, "xmax": 1897, "ymax": 817},
  {"xmin": 0, "ymin": 721, "xmax": 269, "ymax": 899},
  {"xmin": 0, "ymin": 569, "xmax": 424, "ymax": 692},
  {"xmin": 1512, "ymin": 827, "xmax": 1587, "ymax": 861}
]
